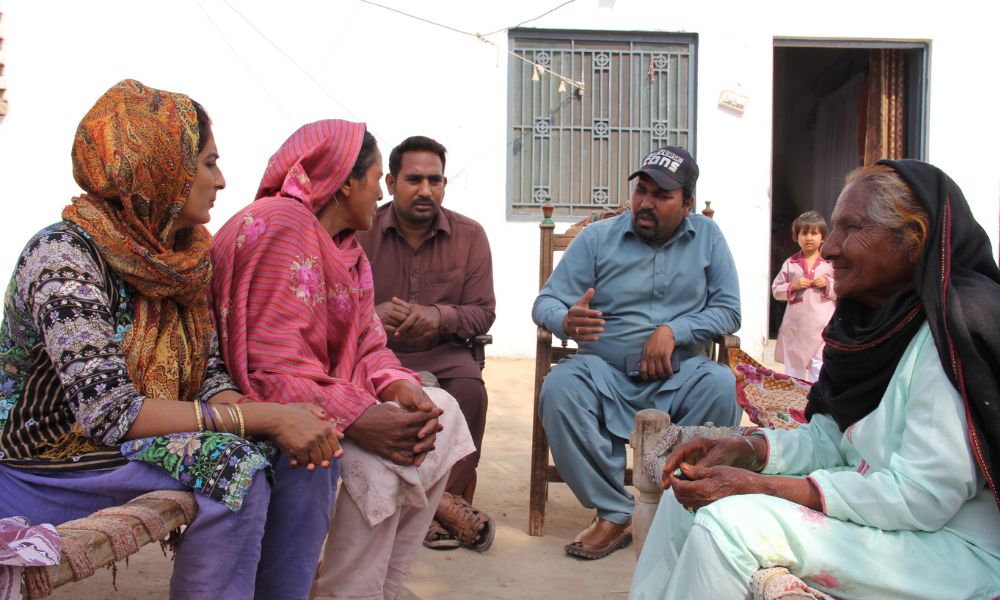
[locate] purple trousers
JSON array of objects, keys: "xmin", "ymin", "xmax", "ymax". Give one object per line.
[{"xmin": 0, "ymin": 458, "xmax": 339, "ymax": 600}]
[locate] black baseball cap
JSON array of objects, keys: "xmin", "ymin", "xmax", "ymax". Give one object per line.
[{"xmin": 628, "ymin": 146, "xmax": 699, "ymax": 192}]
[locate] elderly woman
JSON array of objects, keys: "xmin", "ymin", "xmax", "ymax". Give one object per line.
[
  {"xmin": 210, "ymin": 119, "xmax": 474, "ymax": 600},
  {"xmin": 0, "ymin": 80, "xmax": 341, "ymax": 599},
  {"xmin": 630, "ymin": 160, "xmax": 1000, "ymax": 599}
]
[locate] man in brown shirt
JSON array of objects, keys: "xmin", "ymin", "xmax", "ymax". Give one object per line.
[{"xmin": 357, "ymin": 135, "xmax": 496, "ymax": 551}]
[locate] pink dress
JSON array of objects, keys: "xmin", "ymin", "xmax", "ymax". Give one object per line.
[
  {"xmin": 209, "ymin": 120, "xmax": 474, "ymax": 599},
  {"xmin": 772, "ymin": 252, "xmax": 836, "ymax": 381}
]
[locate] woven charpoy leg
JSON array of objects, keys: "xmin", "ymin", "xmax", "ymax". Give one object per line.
[
  {"xmin": 21, "ymin": 491, "xmax": 199, "ymax": 598},
  {"xmin": 57, "ymin": 516, "xmax": 140, "ymax": 562},
  {"xmin": 134, "ymin": 490, "xmax": 198, "ymax": 524},
  {"xmin": 24, "ymin": 567, "xmax": 53, "ymax": 599},
  {"xmin": 21, "ymin": 533, "xmax": 96, "ymax": 598},
  {"xmin": 95, "ymin": 505, "xmax": 169, "ymax": 542},
  {"xmin": 643, "ymin": 423, "xmax": 751, "ymax": 483},
  {"xmin": 132, "ymin": 490, "xmax": 198, "ymax": 557}
]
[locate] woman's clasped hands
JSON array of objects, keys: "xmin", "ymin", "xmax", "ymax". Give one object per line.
[
  {"xmin": 274, "ymin": 403, "xmax": 344, "ymax": 471},
  {"xmin": 213, "ymin": 397, "xmax": 344, "ymax": 471}
]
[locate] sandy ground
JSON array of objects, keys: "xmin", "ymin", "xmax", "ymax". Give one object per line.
[{"xmin": 49, "ymin": 350, "xmax": 778, "ymax": 599}]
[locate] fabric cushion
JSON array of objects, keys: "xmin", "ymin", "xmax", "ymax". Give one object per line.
[{"xmin": 728, "ymin": 349, "xmax": 810, "ymax": 430}]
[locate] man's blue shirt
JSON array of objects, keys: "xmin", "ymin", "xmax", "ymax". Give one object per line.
[{"xmin": 531, "ymin": 211, "xmax": 740, "ymax": 374}]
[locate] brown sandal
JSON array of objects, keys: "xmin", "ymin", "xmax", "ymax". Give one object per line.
[
  {"xmin": 423, "ymin": 518, "xmax": 460, "ymax": 550},
  {"xmin": 564, "ymin": 517, "xmax": 632, "ymax": 560},
  {"xmin": 435, "ymin": 492, "xmax": 495, "ymax": 552}
]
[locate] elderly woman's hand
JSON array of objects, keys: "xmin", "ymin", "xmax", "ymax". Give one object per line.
[
  {"xmin": 661, "ymin": 437, "xmax": 750, "ymax": 489},
  {"xmin": 664, "ymin": 435, "xmax": 824, "ymax": 514},
  {"xmin": 670, "ymin": 464, "xmax": 765, "ymax": 511}
]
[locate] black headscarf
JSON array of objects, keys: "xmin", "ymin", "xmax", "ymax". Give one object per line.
[{"xmin": 806, "ymin": 159, "xmax": 1000, "ymax": 510}]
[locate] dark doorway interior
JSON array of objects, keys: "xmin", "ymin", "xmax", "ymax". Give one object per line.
[{"xmin": 769, "ymin": 44, "xmax": 926, "ymax": 337}]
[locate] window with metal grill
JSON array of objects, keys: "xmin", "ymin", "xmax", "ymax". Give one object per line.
[{"xmin": 506, "ymin": 29, "xmax": 697, "ymax": 220}]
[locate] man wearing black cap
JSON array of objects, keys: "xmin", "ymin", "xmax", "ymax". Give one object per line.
[{"xmin": 532, "ymin": 146, "xmax": 741, "ymax": 559}]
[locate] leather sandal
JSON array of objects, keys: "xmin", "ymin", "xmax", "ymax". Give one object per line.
[
  {"xmin": 423, "ymin": 519, "xmax": 460, "ymax": 550},
  {"xmin": 435, "ymin": 491, "xmax": 496, "ymax": 552},
  {"xmin": 564, "ymin": 517, "xmax": 632, "ymax": 560}
]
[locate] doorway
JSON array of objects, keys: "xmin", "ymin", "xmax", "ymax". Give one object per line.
[{"xmin": 769, "ymin": 41, "xmax": 928, "ymax": 337}]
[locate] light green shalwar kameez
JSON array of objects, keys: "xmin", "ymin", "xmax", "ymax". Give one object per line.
[{"xmin": 631, "ymin": 323, "xmax": 1000, "ymax": 599}]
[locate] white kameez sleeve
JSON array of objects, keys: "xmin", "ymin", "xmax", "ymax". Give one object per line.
[
  {"xmin": 760, "ymin": 413, "xmax": 846, "ymax": 476},
  {"xmin": 804, "ymin": 328, "xmax": 978, "ymax": 531}
]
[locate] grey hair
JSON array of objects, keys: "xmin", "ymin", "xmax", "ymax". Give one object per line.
[{"xmin": 840, "ymin": 165, "xmax": 930, "ymax": 259}]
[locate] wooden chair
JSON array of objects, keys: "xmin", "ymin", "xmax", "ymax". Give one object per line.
[{"xmin": 528, "ymin": 204, "xmax": 739, "ymax": 536}]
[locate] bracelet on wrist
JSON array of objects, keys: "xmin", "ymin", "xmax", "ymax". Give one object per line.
[
  {"xmin": 193, "ymin": 400, "xmax": 205, "ymax": 433},
  {"xmin": 746, "ymin": 430, "xmax": 769, "ymax": 472},
  {"xmin": 740, "ymin": 435, "xmax": 759, "ymax": 472}
]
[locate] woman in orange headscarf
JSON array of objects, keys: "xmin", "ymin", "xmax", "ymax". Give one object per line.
[{"xmin": 0, "ymin": 80, "xmax": 341, "ymax": 599}]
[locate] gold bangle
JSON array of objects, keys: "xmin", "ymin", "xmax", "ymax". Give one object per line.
[
  {"xmin": 210, "ymin": 405, "xmax": 226, "ymax": 434},
  {"xmin": 222, "ymin": 404, "xmax": 239, "ymax": 436},
  {"xmin": 234, "ymin": 404, "xmax": 246, "ymax": 439},
  {"xmin": 193, "ymin": 400, "xmax": 205, "ymax": 433}
]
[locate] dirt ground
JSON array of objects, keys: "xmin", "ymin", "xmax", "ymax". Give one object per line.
[{"xmin": 48, "ymin": 352, "xmax": 775, "ymax": 599}]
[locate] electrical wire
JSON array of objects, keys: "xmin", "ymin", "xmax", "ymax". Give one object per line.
[
  {"xmin": 222, "ymin": 0, "xmax": 359, "ymax": 119},
  {"xmin": 196, "ymin": 0, "xmax": 292, "ymax": 121},
  {"xmin": 359, "ymin": 0, "xmax": 496, "ymax": 45},
  {"xmin": 481, "ymin": 0, "xmax": 577, "ymax": 37}
]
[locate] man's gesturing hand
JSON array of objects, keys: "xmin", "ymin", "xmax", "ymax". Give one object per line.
[{"xmin": 562, "ymin": 287, "xmax": 605, "ymax": 342}]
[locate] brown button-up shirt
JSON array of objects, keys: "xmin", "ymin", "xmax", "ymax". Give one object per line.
[{"xmin": 357, "ymin": 203, "xmax": 495, "ymax": 379}]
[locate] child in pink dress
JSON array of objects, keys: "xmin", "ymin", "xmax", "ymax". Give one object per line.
[{"xmin": 771, "ymin": 211, "xmax": 836, "ymax": 382}]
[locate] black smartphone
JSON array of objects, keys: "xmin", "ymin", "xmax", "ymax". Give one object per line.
[{"xmin": 625, "ymin": 353, "xmax": 680, "ymax": 378}]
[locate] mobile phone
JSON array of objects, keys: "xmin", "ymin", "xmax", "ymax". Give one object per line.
[
  {"xmin": 625, "ymin": 353, "xmax": 681, "ymax": 379},
  {"xmin": 625, "ymin": 353, "xmax": 642, "ymax": 378}
]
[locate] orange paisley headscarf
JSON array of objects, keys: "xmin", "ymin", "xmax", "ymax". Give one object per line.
[{"xmin": 62, "ymin": 79, "xmax": 213, "ymax": 402}]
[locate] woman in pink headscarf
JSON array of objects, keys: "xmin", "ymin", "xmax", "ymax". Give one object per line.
[{"xmin": 211, "ymin": 120, "xmax": 474, "ymax": 600}]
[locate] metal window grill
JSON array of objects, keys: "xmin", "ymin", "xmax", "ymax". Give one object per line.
[{"xmin": 507, "ymin": 30, "xmax": 696, "ymax": 219}]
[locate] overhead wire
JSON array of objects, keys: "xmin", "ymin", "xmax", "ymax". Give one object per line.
[
  {"xmin": 201, "ymin": 0, "xmax": 585, "ymax": 188},
  {"xmin": 481, "ymin": 0, "xmax": 578, "ymax": 37},
  {"xmin": 222, "ymin": 0, "xmax": 360, "ymax": 120},
  {"xmin": 359, "ymin": 0, "xmax": 584, "ymax": 92},
  {"xmin": 319, "ymin": 1, "xmax": 364, "ymax": 71},
  {"xmin": 359, "ymin": 0, "xmax": 495, "ymax": 45},
  {"xmin": 352, "ymin": 1, "xmax": 586, "ymax": 184},
  {"xmin": 195, "ymin": 0, "xmax": 292, "ymax": 122}
]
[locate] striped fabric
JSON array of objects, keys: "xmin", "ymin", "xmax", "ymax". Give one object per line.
[{"xmin": 211, "ymin": 120, "xmax": 418, "ymax": 429}]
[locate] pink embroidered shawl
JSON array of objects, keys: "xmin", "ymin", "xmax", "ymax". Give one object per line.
[{"xmin": 210, "ymin": 120, "xmax": 418, "ymax": 429}]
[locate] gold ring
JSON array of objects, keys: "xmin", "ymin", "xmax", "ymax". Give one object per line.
[
  {"xmin": 685, "ymin": 506, "xmax": 695, "ymax": 513},
  {"xmin": 575, "ymin": 326, "xmax": 580, "ymax": 335}
]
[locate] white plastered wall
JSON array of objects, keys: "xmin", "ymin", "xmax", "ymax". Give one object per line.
[{"xmin": 0, "ymin": 0, "xmax": 996, "ymax": 359}]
